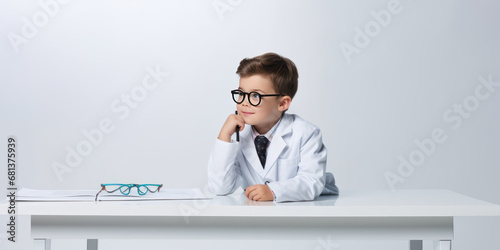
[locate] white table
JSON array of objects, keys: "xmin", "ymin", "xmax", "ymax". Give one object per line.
[{"xmin": 8, "ymin": 189, "xmax": 500, "ymax": 250}]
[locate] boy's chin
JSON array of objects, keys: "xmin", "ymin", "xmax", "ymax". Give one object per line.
[{"xmin": 240, "ymin": 117, "xmax": 254, "ymax": 125}]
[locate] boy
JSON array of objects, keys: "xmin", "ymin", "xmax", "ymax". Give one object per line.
[{"xmin": 207, "ymin": 52, "xmax": 338, "ymax": 202}]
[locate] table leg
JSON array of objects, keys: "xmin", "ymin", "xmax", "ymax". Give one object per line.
[
  {"xmin": 34, "ymin": 239, "xmax": 51, "ymax": 250},
  {"xmin": 434, "ymin": 240, "xmax": 452, "ymax": 250},
  {"xmin": 87, "ymin": 239, "xmax": 98, "ymax": 250},
  {"xmin": 410, "ymin": 240, "xmax": 423, "ymax": 250}
]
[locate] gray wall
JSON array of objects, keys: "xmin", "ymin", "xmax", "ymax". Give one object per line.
[{"xmin": 1, "ymin": 0, "xmax": 499, "ymax": 249}]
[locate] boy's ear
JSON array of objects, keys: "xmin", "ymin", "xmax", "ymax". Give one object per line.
[{"xmin": 278, "ymin": 95, "xmax": 292, "ymax": 112}]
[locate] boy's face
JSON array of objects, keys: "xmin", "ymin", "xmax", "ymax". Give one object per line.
[{"xmin": 237, "ymin": 74, "xmax": 287, "ymax": 134}]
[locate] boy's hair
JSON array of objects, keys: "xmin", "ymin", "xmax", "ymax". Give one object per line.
[{"xmin": 236, "ymin": 52, "xmax": 298, "ymax": 99}]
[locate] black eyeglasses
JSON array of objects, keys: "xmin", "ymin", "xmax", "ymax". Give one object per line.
[
  {"xmin": 231, "ymin": 89, "xmax": 283, "ymax": 106},
  {"xmin": 95, "ymin": 183, "xmax": 163, "ymax": 201}
]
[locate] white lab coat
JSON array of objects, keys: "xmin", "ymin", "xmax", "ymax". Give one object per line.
[{"xmin": 207, "ymin": 113, "xmax": 339, "ymax": 202}]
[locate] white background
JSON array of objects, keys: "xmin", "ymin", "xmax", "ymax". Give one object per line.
[{"xmin": 1, "ymin": 0, "xmax": 499, "ymax": 249}]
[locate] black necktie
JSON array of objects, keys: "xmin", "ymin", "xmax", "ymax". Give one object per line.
[{"xmin": 255, "ymin": 136, "xmax": 269, "ymax": 168}]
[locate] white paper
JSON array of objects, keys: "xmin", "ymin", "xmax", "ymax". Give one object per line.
[
  {"xmin": 97, "ymin": 188, "xmax": 212, "ymax": 201},
  {"xmin": 16, "ymin": 188, "xmax": 212, "ymax": 202}
]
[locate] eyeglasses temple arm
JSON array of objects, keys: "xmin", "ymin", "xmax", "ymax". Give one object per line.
[{"xmin": 95, "ymin": 187, "xmax": 105, "ymax": 202}]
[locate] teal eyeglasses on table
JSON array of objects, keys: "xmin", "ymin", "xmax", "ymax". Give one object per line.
[{"xmin": 95, "ymin": 183, "xmax": 163, "ymax": 201}]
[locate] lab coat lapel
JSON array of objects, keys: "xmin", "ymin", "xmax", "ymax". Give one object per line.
[{"xmin": 263, "ymin": 114, "xmax": 293, "ymax": 177}]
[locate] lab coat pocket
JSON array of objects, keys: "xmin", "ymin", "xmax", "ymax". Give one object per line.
[{"xmin": 275, "ymin": 157, "xmax": 300, "ymax": 179}]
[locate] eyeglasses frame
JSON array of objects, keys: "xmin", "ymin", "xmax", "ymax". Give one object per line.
[
  {"xmin": 231, "ymin": 89, "xmax": 284, "ymax": 106},
  {"xmin": 95, "ymin": 183, "xmax": 163, "ymax": 201}
]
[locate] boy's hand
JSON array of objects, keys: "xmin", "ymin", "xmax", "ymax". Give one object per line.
[
  {"xmin": 218, "ymin": 113, "xmax": 245, "ymax": 143},
  {"xmin": 245, "ymin": 184, "xmax": 274, "ymax": 201}
]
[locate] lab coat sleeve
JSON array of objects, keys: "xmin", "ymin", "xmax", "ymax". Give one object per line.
[
  {"xmin": 266, "ymin": 127, "xmax": 327, "ymax": 202},
  {"xmin": 207, "ymin": 138, "xmax": 241, "ymax": 195}
]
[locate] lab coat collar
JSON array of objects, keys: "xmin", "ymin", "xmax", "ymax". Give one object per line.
[{"xmin": 240, "ymin": 113, "xmax": 294, "ymax": 178}]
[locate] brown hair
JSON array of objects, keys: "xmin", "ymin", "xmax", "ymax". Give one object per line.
[{"xmin": 236, "ymin": 52, "xmax": 298, "ymax": 99}]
